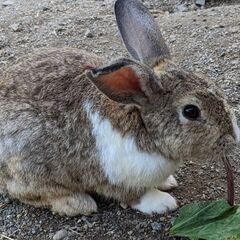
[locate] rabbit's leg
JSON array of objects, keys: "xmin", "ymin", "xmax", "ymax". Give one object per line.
[
  {"xmin": 131, "ymin": 188, "xmax": 178, "ymax": 214},
  {"xmin": 158, "ymin": 175, "xmax": 178, "ymax": 191},
  {"xmin": 96, "ymin": 184, "xmax": 177, "ymax": 214},
  {"xmin": 50, "ymin": 193, "xmax": 97, "ymax": 216},
  {"xmin": 22, "ymin": 192, "xmax": 97, "ymax": 216},
  {"xmin": 96, "ymin": 184, "xmax": 147, "ymax": 204},
  {"xmin": 7, "ymin": 179, "xmax": 97, "ymax": 216}
]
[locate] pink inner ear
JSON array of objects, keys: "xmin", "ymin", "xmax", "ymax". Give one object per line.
[
  {"xmin": 98, "ymin": 66, "xmax": 142, "ymax": 93},
  {"xmin": 84, "ymin": 63, "xmax": 98, "ymax": 70}
]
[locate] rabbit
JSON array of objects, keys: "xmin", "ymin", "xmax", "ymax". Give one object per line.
[{"xmin": 0, "ymin": 0, "xmax": 239, "ymax": 217}]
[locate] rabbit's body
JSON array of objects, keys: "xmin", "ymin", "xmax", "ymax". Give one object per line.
[
  {"xmin": 0, "ymin": 49, "xmax": 106, "ymax": 208},
  {"xmin": 0, "ymin": 0, "xmax": 239, "ymax": 216},
  {"xmin": 0, "ymin": 48, "xmax": 178, "ymax": 215}
]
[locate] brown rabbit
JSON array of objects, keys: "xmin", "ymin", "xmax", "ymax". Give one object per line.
[{"xmin": 0, "ymin": 0, "xmax": 239, "ymax": 216}]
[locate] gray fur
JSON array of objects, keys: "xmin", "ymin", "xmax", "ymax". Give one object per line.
[
  {"xmin": 115, "ymin": 0, "xmax": 170, "ymax": 66},
  {"xmin": 0, "ymin": 0, "xmax": 238, "ymax": 216}
]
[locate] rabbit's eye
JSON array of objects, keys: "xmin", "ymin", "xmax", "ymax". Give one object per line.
[{"xmin": 183, "ymin": 105, "xmax": 200, "ymax": 120}]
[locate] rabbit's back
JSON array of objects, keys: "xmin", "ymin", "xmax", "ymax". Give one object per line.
[
  {"xmin": 0, "ymin": 48, "xmax": 101, "ymax": 101},
  {"xmin": 0, "ymin": 48, "xmax": 104, "ymax": 194}
]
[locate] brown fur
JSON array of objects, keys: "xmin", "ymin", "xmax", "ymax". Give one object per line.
[
  {"xmin": 0, "ymin": 46, "xmax": 237, "ymax": 215},
  {"xmin": 0, "ymin": 49, "xmax": 155, "ymax": 213},
  {"xmin": 0, "ymin": 0, "xmax": 238, "ymax": 215}
]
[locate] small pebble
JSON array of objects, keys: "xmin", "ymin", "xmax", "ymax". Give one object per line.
[
  {"xmin": 53, "ymin": 229, "xmax": 68, "ymax": 240},
  {"xmin": 176, "ymin": 4, "xmax": 188, "ymax": 12},
  {"xmin": 195, "ymin": 0, "xmax": 205, "ymax": 6},
  {"xmin": 120, "ymin": 202, "xmax": 128, "ymax": 209},
  {"xmin": 85, "ymin": 29, "xmax": 94, "ymax": 38},
  {"xmin": 9, "ymin": 23, "xmax": 22, "ymax": 32},
  {"xmin": 189, "ymin": 4, "xmax": 198, "ymax": 11},
  {"xmin": 151, "ymin": 222, "xmax": 162, "ymax": 231},
  {"xmin": 42, "ymin": 6, "xmax": 50, "ymax": 11},
  {"xmin": 2, "ymin": 0, "xmax": 14, "ymax": 6},
  {"xmin": 169, "ymin": 35, "xmax": 176, "ymax": 43}
]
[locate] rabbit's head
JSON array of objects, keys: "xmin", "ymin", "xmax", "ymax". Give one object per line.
[{"xmin": 87, "ymin": 0, "xmax": 239, "ymax": 162}]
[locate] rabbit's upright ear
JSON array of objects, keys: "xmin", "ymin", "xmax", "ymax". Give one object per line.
[
  {"xmin": 115, "ymin": 0, "xmax": 170, "ymax": 67},
  {"xmin": 86, "ymin": 59, "xmax": 160, "ymax": 106}
]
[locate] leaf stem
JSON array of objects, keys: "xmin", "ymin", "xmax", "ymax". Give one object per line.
[{"xmin": 222, "ymin": 156, "xmax": 234, "ymax": 206}]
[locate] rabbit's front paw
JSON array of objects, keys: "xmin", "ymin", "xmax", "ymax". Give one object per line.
[
  {"xmin": 159, "ymin": 175, "xmax": 178, "ymax": 191},
  {"xmin": 131, "ymin": 189, "xmax": 178, "ymax": 214}
]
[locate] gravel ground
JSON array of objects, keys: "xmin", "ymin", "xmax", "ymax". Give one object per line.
[{"xmin": 0, "ymin": 0, "xmax": 240, "ymax": 239}]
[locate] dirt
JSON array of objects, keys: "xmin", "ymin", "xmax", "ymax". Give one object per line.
[{"xmin": 0, "ymin": 0, "xmax": 240, "ymax": 239}]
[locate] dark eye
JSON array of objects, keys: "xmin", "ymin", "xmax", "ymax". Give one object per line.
[{"xmin": 183, "ymin": 104, "xmax": 200, "ymax": 120}]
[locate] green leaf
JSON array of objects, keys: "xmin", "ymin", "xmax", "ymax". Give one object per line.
[{"xmin": 170, "ymin": 200, "xmax": 240, "ymax": 240}]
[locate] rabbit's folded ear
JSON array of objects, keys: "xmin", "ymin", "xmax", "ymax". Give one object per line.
[
  {"xmin": 115, "ymin": 0, "xmax": 170, "ymax": 68},
  {"xmin": 86, "ymin": 59, "xmax": 160, "ymax": 106}
]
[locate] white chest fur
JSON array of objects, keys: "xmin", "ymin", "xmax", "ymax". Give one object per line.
[{"xmin": 85, "ymin": 102, "xmax": 178, "ymax": 188}]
